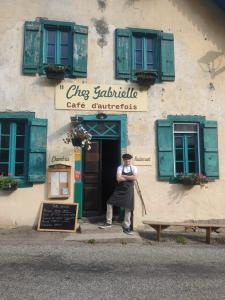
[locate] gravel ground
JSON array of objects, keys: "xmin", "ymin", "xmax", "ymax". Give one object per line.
[{"xmin": 1, "ymin": 227, "xmax": 225, "ymax": 300}]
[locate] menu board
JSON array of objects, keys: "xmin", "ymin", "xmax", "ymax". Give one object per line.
[{"xmin": 38, "ymin": 202, "xmax": 78, "ymax": 232}]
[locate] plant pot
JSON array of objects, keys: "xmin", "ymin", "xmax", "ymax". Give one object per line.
[
  {"xmin": 45, "ymin": 70, "xmax": 65, "ymax": 80},
  {"xmin": 135, "ymin": 70, "xmax": 157, "ymax": 85},
  {"xmin": 72, "ymin": 138, "xmax": 82, "ymax": 147},
  {"xmin": 182, "ymin": 178, "xmax": 196, "ymax": 185},
  {"xmin": 1, "ymin": 184, "xmax": 18, "ymax": 191}
]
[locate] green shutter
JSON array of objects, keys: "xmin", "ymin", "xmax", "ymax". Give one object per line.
[
  {"xmin": 160, "ymin": 32, "xmax": 175, "ymax": 81},
  {"xmin": 157, "ymin": 120, "xmax": 174, "ymax": 179},
  {"xmin": 28, "ymin": 118, "xmax": 47, "ymax": 183},
  {"xmin": 23, "ymin": 21, "xmax": 41, "ymax": 74},
  {"xmin": 72, "ymin": 24, "xmax": 88, "ymax": 78},
  {"xmin": 115, "ymin": 29, "xmax": 131, "ymax": 80},
  {"xmin": 203, "ymin": 121, "xmax": 219, "ymax": 178}
]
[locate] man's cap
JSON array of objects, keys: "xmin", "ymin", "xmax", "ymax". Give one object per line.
[{"xmin": 122, "ymin": 153, "xmax": 133, "ymax": 160}]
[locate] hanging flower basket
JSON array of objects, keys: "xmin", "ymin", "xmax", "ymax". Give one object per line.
[
  {"xmin": 44, "ymin": 64, "xmax": 65, "ymax": 80},
  {"xmin": 63, "ymin": 124, "xmax": 92, "ymax": 150},
  {"xmin": 72, "ymin": 138, "xmax": 82, "ymax": 147}
]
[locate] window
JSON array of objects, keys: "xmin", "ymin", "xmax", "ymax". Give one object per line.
[
  {"xmin": 173, "ymin": 123, "xmax": 200, "ymax": 175},
  {"xmin": 0, "ymin": 120, "xmax": 27, "ymax": 178},
  {"xmin": 0, "ymin": 113, "xmax": 48, "ymax": 187},
  {"xmin": 116, "ymin": 28, "xmax": 175, "ymax": 83},
  {"xmin": 44, "ymin": 29, "xmax": 71, "ymax": 65},
  {"xmin": 157, "ymin": 116, "xmax": 219, "ymax": 181},
  {"xmin": 23, "ymin": 20, "xmax": 88, "ymax": 78},
  {"xmin": 134, "ymin": 36, "xmax": 155, "ymax": 71}
]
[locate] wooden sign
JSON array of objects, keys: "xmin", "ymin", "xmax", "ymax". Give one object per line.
[
  {"xmin": 38, "ymin": 201, "xmax": 78, "ymax": 232},
  {"xmin": 55, "ymin": 83, "xmax": 148, "ymax": 112},
  {"xmin": 133, "ymin": 155, "xmax": 152, "ymax": 166}
]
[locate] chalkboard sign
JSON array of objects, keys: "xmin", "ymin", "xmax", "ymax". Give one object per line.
[{"xmin": 38, "ymin": 201, "xmax": 78, "ymax": 232}]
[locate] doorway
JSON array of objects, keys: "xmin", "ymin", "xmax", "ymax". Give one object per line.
[{"xmin": 82, "ymin": 139, "xmax": 120, "ymax": 218}]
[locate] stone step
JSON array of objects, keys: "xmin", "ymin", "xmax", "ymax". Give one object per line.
[
  {"xmin": 64, "ymin": 222, "xmax": 142, "ymax": 243},
  {"xmin": 64, "ymin": 231, "xmax": 142, "ymax": 243}
]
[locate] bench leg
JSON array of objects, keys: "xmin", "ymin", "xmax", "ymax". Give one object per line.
[
  {"xmin": 206, "ymin": 227, "xmax": 211, "ymax": 244},
  {"xmin": 151, "ymin": 225, "xmax": 161, "ymax": 242},
  {"xmin": 156, "ymin": 225, "xmax": 161, "ymax": 242}
]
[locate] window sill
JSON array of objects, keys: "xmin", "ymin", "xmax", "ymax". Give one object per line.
[{"xmin": 17, "ymin": 179, "xmax": 33, "ymax": 188}]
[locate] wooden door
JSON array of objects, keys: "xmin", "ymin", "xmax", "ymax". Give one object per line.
[{"xmin": 82, "ymin": 141, "xmax": 102, "ymax": 217}]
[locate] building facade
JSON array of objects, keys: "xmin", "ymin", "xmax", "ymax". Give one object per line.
[{"xmin": 0, "ymin": 0, "xmax": 225, "ymax": 229}]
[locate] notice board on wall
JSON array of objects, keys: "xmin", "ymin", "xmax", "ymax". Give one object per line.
[
  {"xmin": 47, "ymin": 164, "xmax": 71, "ymax": 199},
  {"xmin": 37, "ymin": 202, "xmax": 78, "ymax": 232}
]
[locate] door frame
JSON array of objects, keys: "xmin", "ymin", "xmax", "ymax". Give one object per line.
[{"xmin": 72, "ymin": 114, "xmax": 127, "ymax": 218}]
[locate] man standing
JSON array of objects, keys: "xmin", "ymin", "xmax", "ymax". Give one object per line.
[{"xmin": 99, "ymin": 153, "xmax": 137, "ymax": 234}]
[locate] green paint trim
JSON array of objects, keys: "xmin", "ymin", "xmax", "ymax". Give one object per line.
[
  {"xmin": 17, "ymin": 180, "xmax": 33, "ymax": 188},
  {"xmin": 168, "ymin": 115, "xmax": 206, "ymax": 123},
  {"xmin": 40, "ymin": 19, "xmax": 75, "ymax": 28},
  {"xmin": 128, "ymin": 28, "xmax": 160, "ymax": 36},
  {"xmin": 74, "ymin": 182, "xmax": 83, "ymax": 218},
  {"xmin": 0, "ymin": 112, "xmax": 35, "ymax": 120},
  {"xmin": 75, "ymin": 160, "xmax": 82, "ymax": 171},
  {"xmin": 72, "ymin": 114, "xmax": 127, "ymax": 150},
  {"xmin": 9, "ymin": 123, "xmax": 16, "ymax": 175}
]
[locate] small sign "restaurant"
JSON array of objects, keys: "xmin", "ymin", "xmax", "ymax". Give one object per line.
[{"xmin": 55, "ymin": 83, "xmax": 148, "ymax": 112}]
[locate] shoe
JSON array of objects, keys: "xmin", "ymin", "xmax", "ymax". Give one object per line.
[
  {"xmin": 123, "ymin": 227, "xmax": 133, "ymax": 235},
  {"xmin": 98, "ymin": 223, "xmax": 112, "ymax": 229}
]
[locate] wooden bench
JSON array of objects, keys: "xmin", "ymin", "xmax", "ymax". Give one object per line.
[{"xmin": 143, "ymin": 221, "xmax": 225, "ymax": 244}]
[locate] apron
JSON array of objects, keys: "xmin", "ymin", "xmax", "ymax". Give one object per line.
[{"xmin": 107, "ymin": 165, "xmax": 134, "ymax": 210}]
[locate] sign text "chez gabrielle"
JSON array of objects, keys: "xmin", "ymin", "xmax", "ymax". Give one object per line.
[{"xmin": 55, "ymin": 83, "xmax": 148, "ymax": 112}]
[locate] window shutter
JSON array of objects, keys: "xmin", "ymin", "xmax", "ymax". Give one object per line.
[
  {"xmin": 23, "ymin": 21, "xmax": 41, "ymax": 75},
  {"xmin": 28, "ymin": 118, "xmax": 48, "ymax": 183},
  {"xmin": 72, "ymin": 24, "xmax": 88, "ymax": 78},
  {"xmin": 160, "ymin": 32, "xmax": 175, "ymax": 81},
  {"xmin": 203, "ymin": 121, "xmax": 219, "ymax": 178},
  {"xmin": 115, "ymin": 29, "xmax": 131, "ymax": 80},
  {"xmin": 157, "ymin": 120, "xmax": 174, "ymax": 179}
]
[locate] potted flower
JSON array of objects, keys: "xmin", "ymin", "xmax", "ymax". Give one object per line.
[
  {"xmin": 44, "ymin": 64, "xmax": 66, "ymax": 80},
  {"xmin": 170, "ymin": 173, "xmax": 210, "ymax": 186},
  {"xmin": 63, "ymin": 124, "xmax": 92, "ymax": 150},
  {"xmin": 0, "ymin": 174, "xmax": 18, "ymax": 191}
]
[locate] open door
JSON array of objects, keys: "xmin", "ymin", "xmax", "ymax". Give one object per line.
[{"xmin": 82, "ymin": 139, "xmax": 120, "ymax": 217}]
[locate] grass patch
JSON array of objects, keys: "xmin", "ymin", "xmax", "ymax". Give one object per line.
[
  {"xmin": 176, "ymin": 236, "xmax": 187, "ymax": 245},
  {"xmin": 87, "ymin": 239, "xmax": 96, "ymax": 244},
  {"xmin": 215, "ymin": 237, "xmax": 225, "ymax": 244}
]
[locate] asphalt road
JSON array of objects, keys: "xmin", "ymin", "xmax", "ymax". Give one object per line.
[{"xmin": 1, "ymin": 230, "xmax": 225, "ymax": 300}]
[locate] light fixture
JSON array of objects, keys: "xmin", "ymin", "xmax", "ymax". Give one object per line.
[
  {"xmin": 96, "ymin": 113, "xmax": 107, "ymax": 120},
  {"xmin": 70, "ymin": 116, "xmax": 83, "ymax": 125}
]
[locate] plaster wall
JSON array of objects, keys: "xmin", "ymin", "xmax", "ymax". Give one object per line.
[{"xmin": 0, "ymin": 0, "xmax": 225, "ymax": 228}]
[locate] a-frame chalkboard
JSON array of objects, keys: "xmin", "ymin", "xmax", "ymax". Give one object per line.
[{"xmin": 38, "ymin": 201, "xmax": 78, "ymax": 232}]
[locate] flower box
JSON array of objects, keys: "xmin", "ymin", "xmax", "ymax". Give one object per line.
[
  {"xmin": 44, "ymin": 64, "xmax": 65, "ymax": 80},
  {"xmin": 170, "ymin": 174, "xmax": 210, "ymax": 186},
  {"xmin": 2, "ymin": 184, "xmax": 18, "ymax": 191},
  {"xmin": 0, "ymin": 176, "xmax": 18, "ymax": 191},
  {"xmin": 134, "ymin": 70, "xmax": 158, "ymax": 84}
]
